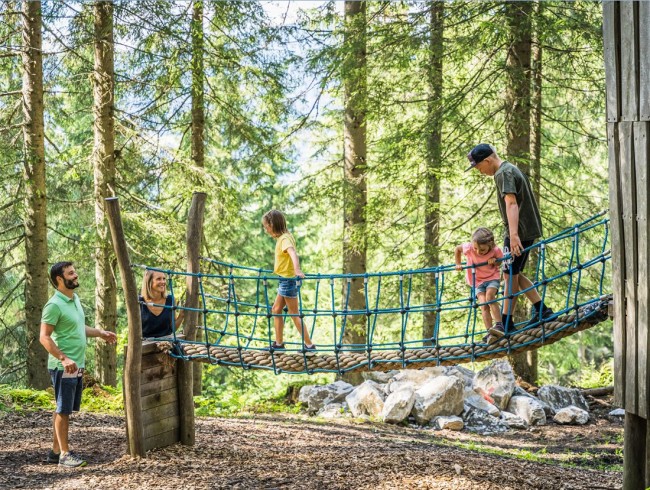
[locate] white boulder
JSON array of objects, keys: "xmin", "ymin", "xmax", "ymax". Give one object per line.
[
  {"xmin": 346, "ymin": 380, "xmax": 385, "ymax": 418},
  {"xmin": 381, "ymin": 388, "xmax": 415, "ymax": 424},
  {"xmin": 506, "ymin": 395, "xmax": 547, "ymax": 426},
  {"xmin": 553, "ymin": 406, "xmax": 589, "ymax": 425},
  {"xmin": 411, "ymin": 375, "xmax": 465, "ymax": 425},
  {"xmin": 472, "ymin": 361, "xmax": 516, "ymax": 410}
]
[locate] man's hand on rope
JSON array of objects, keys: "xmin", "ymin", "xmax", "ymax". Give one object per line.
[{"xmin": 509, "ymin": 234, "xmax": 523, "ymax": 256}]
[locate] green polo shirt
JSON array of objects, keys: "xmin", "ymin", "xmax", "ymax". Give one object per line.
[{"xmin": 41, "ymin": 290, "xmax": 87, "ymax": 370}]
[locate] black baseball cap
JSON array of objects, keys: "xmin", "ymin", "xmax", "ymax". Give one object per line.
[{"xmin": 465, "ymin": 143, "xmax": 495, "ymax": 171}]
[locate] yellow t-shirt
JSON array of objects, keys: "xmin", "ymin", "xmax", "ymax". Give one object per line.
[{"xmin": 274, "ymin": 232, "xmax": 297, "ymax": 277}]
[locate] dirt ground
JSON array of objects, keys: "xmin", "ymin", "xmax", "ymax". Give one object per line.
[{"xmin": 0, "ymin": 397, "xmax": 624, "ymax": 490}]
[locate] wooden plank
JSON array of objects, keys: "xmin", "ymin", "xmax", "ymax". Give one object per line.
[
  {"xmin": 144, "ymin": 428, "xmax": 180, "ymax": 452},
  {"xmin": 603, "ymin": 1, "xmax": 621, "ymax": 122},
  {"xmin": 142, "ymin": 387, "xmax": 178, "ymax": 411},
  {"xmin": 141, "ymin": 374, "xmax": 177, "ymax": 397},
  {"xmin": 634, "ymin": 121, "xmax": 649, "ymax": 419},
  {"xmin": 620, "ymin": 122, "xmax": 638, "ymax": 414},
  {"xmin": 619, "ymin": 2, "xmax": 639, "ymax": 121},
  {"xmin": 640, "ymin": 2, "xmax": 650, "ymax": 121},
  {"xmin": 141, "ymin": 351, "xmax": 175, "ymax": 371},
  {"xmin": 142, "ymin": 400, "xmax": 179, "ymax": 422},
  {"xmin": 609, "ymin": 123, "xmax": 627, "ymax": 407},
  {"xmin": 141, "ymin": 363, "xmax": 176, "ymax": 384},
  {"xmin": 144, "ymin": 415, "xmax": 180, "ymax": 439},
  {"xmin": 623, "ymin": 412, "xmax": 647, "ymax": 490}
]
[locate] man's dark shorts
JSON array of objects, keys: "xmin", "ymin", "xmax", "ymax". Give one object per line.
[
  {"xmin": 502, "ymin": 238, "xmax": 535, "ymax": 275},
  {"xmin": 49, "ymin": 368, "xmax": 83, "ymax": 415}
]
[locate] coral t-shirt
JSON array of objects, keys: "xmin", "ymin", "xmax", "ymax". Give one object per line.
[{"xmin": 461, "ymin": 242, "xmax": 503, "ymax": 286}]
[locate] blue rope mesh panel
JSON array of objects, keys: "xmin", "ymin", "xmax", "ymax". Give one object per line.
[{"xmin": 135, "ymin": 211, "xmax": 612, "ymax": 375}]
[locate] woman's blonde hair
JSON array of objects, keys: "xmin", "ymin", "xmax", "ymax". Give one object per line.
[
  {"xmin": 471, "ymin": 227, "xmax": 496, "ymax": 249},
  {"xmin": 141, "ymin": 269, "xmax": 166, "ymax": 301},
  {"xmin": 262, "ymin": 209, "xmax": 288, "ymax": 236}
]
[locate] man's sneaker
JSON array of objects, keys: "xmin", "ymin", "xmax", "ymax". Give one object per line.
[
  {"xmin": 528, "ymin": 306, "xmax": 555, "ymax": 326},
  {"xmin": 58, "ymin": 452, "xmax": 87, "ymax": 468},
  {"xmin": 46, "ymin": 450, "xmax": 60, "ymax": 464},
  {"xmin": 488, "ymin": 323, "xmax": 505, "ymax": 338}
]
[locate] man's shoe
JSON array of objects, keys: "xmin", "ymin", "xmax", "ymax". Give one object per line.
[
  {"xmin": 59, "ymin": 452, "xmax": 87, "ymax": 468},
  {"xmin": 46, "ymin": 450, "xmax": 60, "ymax": 464},
  {"xmin": 528, "ymin": 306, "xmax": 555, "ymax": 326}
]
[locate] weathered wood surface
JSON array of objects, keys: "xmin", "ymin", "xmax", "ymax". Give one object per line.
[
  {"xmin": 603, "ymin": 2, "xmax": 620, "ymax": 122},
  {"xmin": 634, "ymin": 121, "xmax": 649, "ymax": 418},
  {"xmin": 144, "ymin": 428, "xmax": 180, "ymax": 453},
  {"xmin": 619, "ymin": 123, "xmax": 639, "ymax": 414},
  {"xmin": 619, "ymin": 2, "xmax": 639, "ymax": 122},
  {"xmin": 142, "ymin": 387, "xmax": 177, "ymax": 411},
  {"xmin": 624, "ymin": 413, "xmax": 648, "ymax": 490},
  {"xmin": 141, "ymin": 374, "xmax": 177, "ymax": 398},
  {"xmin": 608, "ymin": 124, "xmax": 626, "ymax": 408},
  {"xmin": 639, "ymin": 2, "xmax": 649, "ymax": 121},
  {"xmin": 144, "ymin": 415, "xmax": 179, "ymax": 439}
]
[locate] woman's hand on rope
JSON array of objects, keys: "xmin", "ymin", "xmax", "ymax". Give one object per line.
[
  {"xmin": 295, "ymin": 269, "xmax": 306, "ymax": 279},
  {"xmin": 455, "ymin": 263, "xmax": 463, "ymax": 271}
]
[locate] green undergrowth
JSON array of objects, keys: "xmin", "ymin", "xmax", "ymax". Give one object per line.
[
  {"xmin": 0, "ymin": 383, "xmax": 123, "ymax": 415},
  {"xmin": 195, "ymin": 365, "xmax": 334, "ymax": 417}
]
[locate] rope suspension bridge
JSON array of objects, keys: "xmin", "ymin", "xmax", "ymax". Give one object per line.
[{"xmin": 137, "ymin": 212, "xmax": 612, "ymax": 375}]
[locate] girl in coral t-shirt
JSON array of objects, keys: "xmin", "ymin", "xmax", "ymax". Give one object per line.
[{"xmin": 455, "ymin": 227, "xmax": 504, "ymax": 340}]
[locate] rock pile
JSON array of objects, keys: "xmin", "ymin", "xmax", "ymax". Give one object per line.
[{"xmin": 298, "ymin": 360, "xmax": 594, "ymax": 433}]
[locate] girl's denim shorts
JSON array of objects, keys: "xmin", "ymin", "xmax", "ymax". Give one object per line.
[
  {"xmin": 278, "ymin": 278, "xmax": 299, "ymax": 298},
  {"xmin": 474, "ymin": 279, "xmax": 501, "ymax": 295}
]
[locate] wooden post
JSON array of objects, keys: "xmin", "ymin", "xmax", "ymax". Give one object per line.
[
  {"xmin": 105, "ymin": 197, "xmax": 145, "ymax": 458},
  {"xmin": 177, "ymin": 192, "xmax": 206, "ymax": 445},
  {"xmin": 603, "ymin": 2, "xmax": 649, "ymax": 487}
]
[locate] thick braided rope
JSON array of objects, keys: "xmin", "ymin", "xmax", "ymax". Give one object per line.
[{"xmin": 157, "ymin": 296, "xmax": 610, "ymax": 374}]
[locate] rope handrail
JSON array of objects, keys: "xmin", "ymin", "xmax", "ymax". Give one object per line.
[{"xmin": 139, "ymin": 212, "xmax": 612, "ymax": 374}]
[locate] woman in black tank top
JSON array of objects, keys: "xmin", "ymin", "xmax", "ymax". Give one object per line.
[{"xmin": 140, "ymin": 270, "xmax": 184, "ymax": 339}]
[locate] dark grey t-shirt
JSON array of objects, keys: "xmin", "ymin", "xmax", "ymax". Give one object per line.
[{"xmin": 493, "ymin": 161, "xmax": 543, "ymax": 241}]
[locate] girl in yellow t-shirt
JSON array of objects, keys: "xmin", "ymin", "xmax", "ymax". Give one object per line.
[{"xmin": 262, "ymin": 209, "xmax": 315, "ymax": 352}]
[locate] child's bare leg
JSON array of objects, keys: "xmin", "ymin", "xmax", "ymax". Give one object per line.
[
  {"xmin": 486, "ymin": 287, "xmax": 502, "ymax": 324},
  {"xmin": 477, "ymin": 292, "xmax": 492, "ymax": 330},
  {"xmin": 284, "ymin": 296, "xmax": 313, "ymax": 345},
  {"xmin": 271, "ymin": 294, "xmax": 287, "ymax": 344}
]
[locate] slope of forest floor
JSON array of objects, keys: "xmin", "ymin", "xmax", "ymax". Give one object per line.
[{"xmin": 0, "ymin": 400, "xmax": 623, "ymax": 490}]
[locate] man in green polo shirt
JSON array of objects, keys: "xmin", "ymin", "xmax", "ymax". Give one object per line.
[
  {"xmin": 39, "ymin": 261, "xmax": 117, "ymax": 468},
  {"xmin": 465, "ymin": 144, "xmax": 554, "ymax": 339}
]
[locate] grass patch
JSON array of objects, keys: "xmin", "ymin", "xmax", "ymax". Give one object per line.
[
  {"xmin": 80, "ymin": 384, "xmax": 123, "ymax": 414},
  {"xmin": 0, "ymin": 385, "xmax": 53, "ymax": 411}
]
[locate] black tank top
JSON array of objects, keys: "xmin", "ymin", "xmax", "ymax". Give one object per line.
[{"xmin": 140, "ymin": 295, "xmax": 174, "ymax": 338}]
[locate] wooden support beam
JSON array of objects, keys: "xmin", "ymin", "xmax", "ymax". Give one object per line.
[
  {"xmin": 624, "ymin": 412, "xmax": 647, "ymax": 490},
  {"xmin": 105, "ymin": 197, "xmax": 145, "ymax": 458}
]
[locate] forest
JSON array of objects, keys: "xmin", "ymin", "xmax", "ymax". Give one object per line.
[{"xmin": 0, "ymin": 0, "xmax": 612, "ymax": 417}]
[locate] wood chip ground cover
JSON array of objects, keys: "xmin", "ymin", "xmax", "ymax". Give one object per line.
[{"xmin": 0, "ymin": 409, "xmax": 623, "ymax": 489}]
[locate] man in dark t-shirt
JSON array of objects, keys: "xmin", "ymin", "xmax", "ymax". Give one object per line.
[{"xmin": 465, "ymin": 144, "xmax": 554, "ymax": 337}]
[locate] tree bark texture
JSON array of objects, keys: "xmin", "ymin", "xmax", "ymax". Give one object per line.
[
  {"xmin": 93, "ymin": 0, "xmax": 118, "ymax": 387},
  {"xmin": 423, "ymin": 1, "xmax": 444, "ymax": 344},
  {"xmin": 183, "ymin": 192, "xmax": 206, "ymax": 424},
  {"xmin": 504, "ymin": 1, "xmax": 536, "ymax": 384},
  {"xmin": 190, "ymin": 0, "xmax": 205, "ymax": 395},
  {"xmin": 105, "ymin": 197, "xmax": 144, "ymax": 458},
  {"xmin": 342, "ymin": 1, "xmax": 367, "ymax": 385},
  {"xmin": 22, "ymin": 0, "xmax": 49, "ymax": 389}
]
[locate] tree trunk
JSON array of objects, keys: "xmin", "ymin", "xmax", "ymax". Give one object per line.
[
  {"xmin": 504, "ymin": 1, "xmax": 536, "ymax": 384},
  {"xmin": 22, "ymin": 0, "xmax": 49, "ymax": 389},
  {"xmin": 190, "ymin": 0, "xmax": 205, "ymax": 395},
  {"xmin": 423, "ymin": 1, "xmax": 444, "ymax": 344},
  {"xmin": 92, "ymin": 0, "xmax": 117, "ymax": 387},
  {"xmin": 341, "ymin": 1, "xmax": 367, "ymax": 385}
]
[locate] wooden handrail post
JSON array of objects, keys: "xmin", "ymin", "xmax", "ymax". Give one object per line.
[{"xmin": 105, "ymin": 197, "xmax": 145, "ymax": 458}]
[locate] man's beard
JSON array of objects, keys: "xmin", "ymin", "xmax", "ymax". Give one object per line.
[{"xmin": 64, "ymin": 278, "xmax": 79, "ymax": 289}]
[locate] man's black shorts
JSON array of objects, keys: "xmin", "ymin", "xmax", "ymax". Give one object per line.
[{"xmin": 502, "ymin": 238, "xmax": 535, "ymax": 275}]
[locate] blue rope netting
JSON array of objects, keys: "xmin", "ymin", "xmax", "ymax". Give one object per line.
[{"xmin": 135, "ymin": 211, "xmax": 612, "ymax": 374}]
